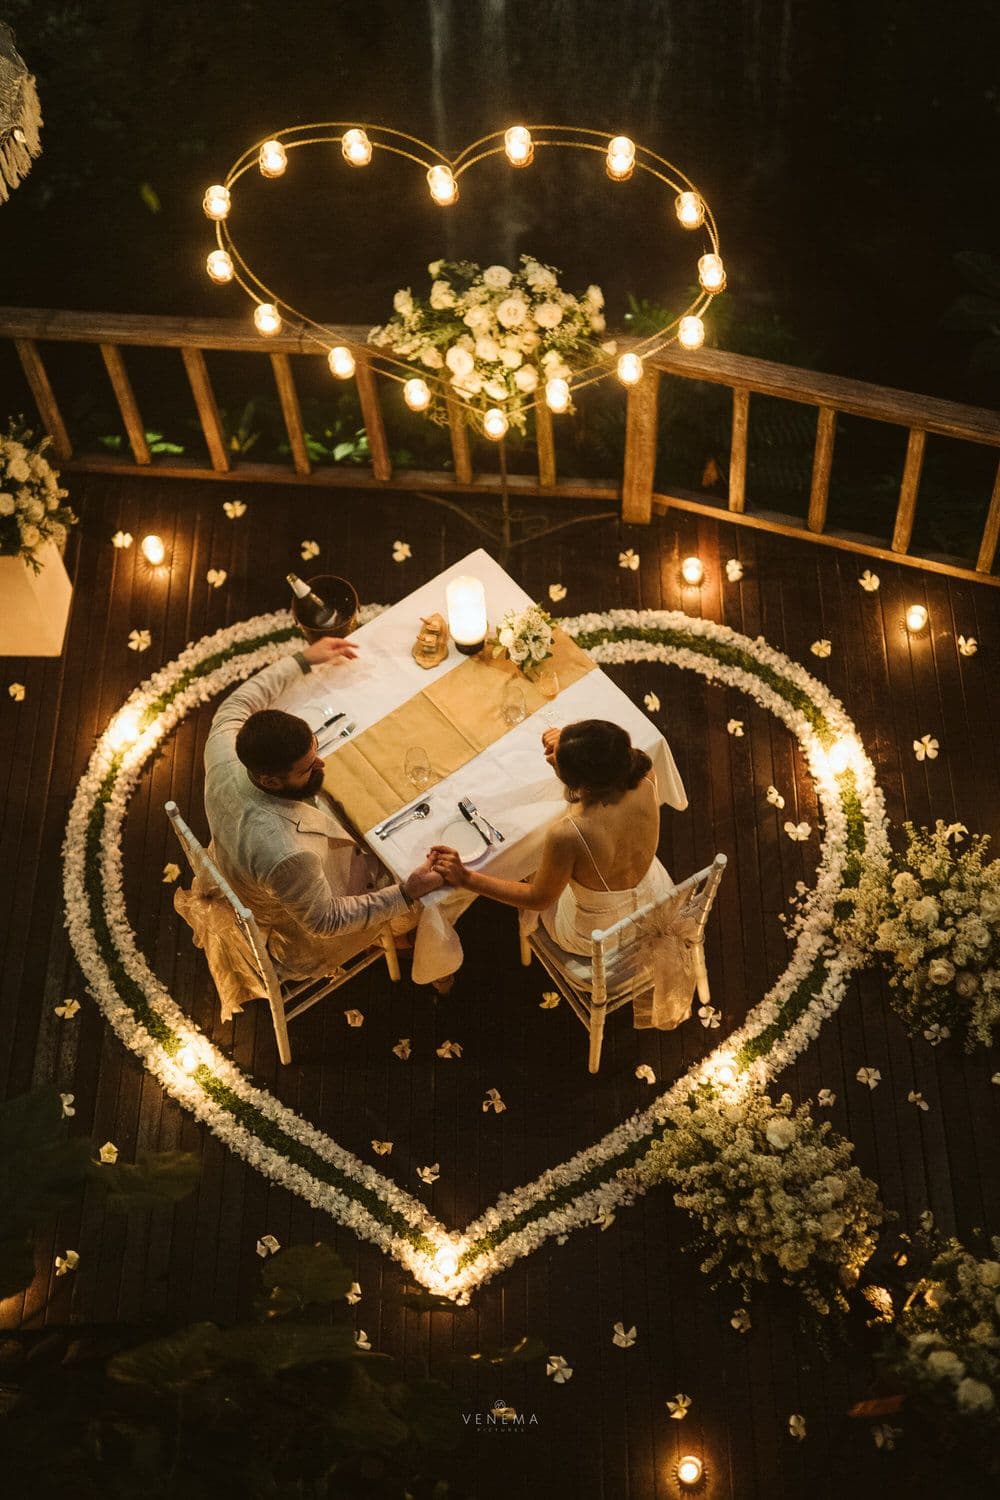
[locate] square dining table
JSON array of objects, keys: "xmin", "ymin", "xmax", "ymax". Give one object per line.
[{"xmin": 277, "ymin": 547, "xmax": 687, "ymax": 983}]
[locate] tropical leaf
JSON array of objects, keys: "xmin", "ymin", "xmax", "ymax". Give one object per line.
[
  {"xmin": 108, "ymin": 1322, "xmax": 227, "ymax": 1391},
  {"xmin": 258, "ymin": 1242, "xmax": 354, "ymax": 1310},
  {"xmin": 90, "ymin": 1149, "xmax": 200, "ymax": 1212}
]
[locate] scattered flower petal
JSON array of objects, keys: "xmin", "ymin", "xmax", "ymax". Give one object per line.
[
  {"xmin": 482, "ymin": 1087, "xmax": 506, "ymax": 1113},
  {"xmin": 162, "ymin": 862, "xmax": 181, "ymax": 884},
  {"xmin": 59, "ymin": 1093, "xmax": 75, "ymax": 1117},
  {"xmin": 98, "ymin": 1141, "xmax": 119, "ymax": 1164},
  {"xmin": 344, "ymin": 1009, "xmax": 364, "ymax": 1028},
  {"xmin": 992, "ymin": 1072, "xmax": 1000, "ymax": 1086},
  {"xmin": 618, "ymin": 548, "xmax": 640, "ymax": 571},
  {"xmin": 908, "ymin": 1090, "xmax": 929, "ymax": 1111},
  {"xmin": 635, "ymin": 1064, "xmax": 657, "ymax": 1084},
  {"xmin": 784, "ymin": 820, "xmax": 811, "ymax": 842},
  {"xmin": 856, "ymin": 1066, "xmax": 881, "ymax": 1090},
  {"xmin": 643, "ymin": 691, "xmax": 660, "ymax": 713},
  {"xmin": 223, "ymin": 499, "xmax": 247, "ymax": 519},
  {"xmin": 300, "ymin": 539, "xmax": 320, "ymax": 561},
  {"xmin": 913, "ymin": 734, "xmax": 939, "ymax": 761},
  {"xmin": 957, "ymin": 635, "xmax": 977, "ymax": 657},
  {"xmin": 725, "ymin": 558, "xmax": 744, "ymax": 582},
  {"xmin": 766, "ymin": 785, "xmax": 786, "ymax": 810},
  {"xmin": 371, "ymin": 1140, "xmax": 393, "ymax": 1156},
  {"xmin": 548, "ymin": 583, "xmax": 567, "ymax": 602},
  {"xmin": 727, "ymin": 719, "xmax": 744, "ymax": 737},
  {"xmin": 923, "ymin": 1023, "xmax": 950, "ymax": 1046},
  {"xmin": 8, "ymin": 682, "xmax": 25, "ymax": 702},
  {"xmin": 918, "ymin": 1210, "xmax": 934, "ymax": 1233},
  {"xmin": 392, "ymin": 1038, "xmax": 411, "ymax": 1060},
  {"xmin": 788, "ymin": 1413, "xmax": 807, "ymax": 1441},
  {"xmin": 417, "ymin": 1163, "xmax": 440, "ymax": 1185},
  {"xmin": 345, "ymin": 1281, "xmax": 362, "ymax": 1304},
  {"xmin": 354, "ymin": 1329, "xmax": 372, "ymax": 1350},
  {"xmin": 546, "ymin": 1354, "xmax": 573, "ymax": 1383},
  {"xmin": 256, "ymin": 1234, "xmax": 281, "ymax": 1257},
  {"xmin": 392, "ymin": 539, "xmax": 411, "ymax": 563},
  {"xmin": 539, "ymin": 991, "xmax": 561, "ymax": 1009},
  {"xmin": 555, "ymin": 1233, "xmax": 569, "ymax": 1245},
  {"xmin": 859, "ymin": 570, "xmax": 880, "ymax": 592},
  {"xmin": 128, "ymin": 628, "xmax": 152, "ymax": 653},
  {"xmin": 612, "ymin": 1322, "xmax": 637, "ymax": 1348},
  {"xmin": 591, "ymin": 1207, "xmax": 616, "ymax": 1231},
  {"xmin": 436, "ymin": 1039, "xmax": 463, "ymax": 1059},
  {"xmin": 112, "ymin": 530, "xmax": 133, "ymax": 549},
  {"xmin": 817, "ymin": 1088, "xmax": 837, "ymax": 1108},
  {"xmin": 667, "ymin": 1393, "xmax": 692, "ymax": 1420},
  {"xmin": 810, "ymin": 639, "xmax": 832, "ymax": 658},
  {"xmin": 54, "ymin": 1250, "xmax": 80, "ymax": 1277},
  {"xmin": 731, "ymin": 1308, "xmax": 751, "ymax": 1333},
  {"xmin": 206, "ymin": 567, "xmax": 228, "ymax": 589},
  {"xmin": 941, "ymin": 822, "xmax": 967, "ymax": 843},
  {"xmin": 698, "ymin": 1004, "xmax": 722, "ymax": 1029},
  {"xmin": 54, "ymin": 998, "xmax": 81, "ymax": 1019}
]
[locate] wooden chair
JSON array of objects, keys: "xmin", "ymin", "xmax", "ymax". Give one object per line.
[
  {"xmin": 166, "ymin": 799, "xmax": 400, "ymax": 1065},
  {"xmin": 519, "ymin": 854, "xmax": 727, "ymax": 1073}
]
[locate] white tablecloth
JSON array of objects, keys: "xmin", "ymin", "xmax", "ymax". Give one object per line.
[{"xmin": 278, "ymin": 548, "xmax": 687, "ymax": 982}]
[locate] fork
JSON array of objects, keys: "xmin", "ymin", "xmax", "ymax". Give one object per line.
[{"xmin": 318, "ymin": 720, "xmax": 356, "ymax": 750}]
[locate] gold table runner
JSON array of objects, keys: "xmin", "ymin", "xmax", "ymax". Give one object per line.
[{"xmin": 323, "ymin": 628, "xmax": 596, "ymax": 833}]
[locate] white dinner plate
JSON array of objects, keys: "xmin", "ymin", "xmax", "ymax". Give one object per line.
[{"xmin": 436, "ymin": 814, "xmax": 493, "ymax": 863}]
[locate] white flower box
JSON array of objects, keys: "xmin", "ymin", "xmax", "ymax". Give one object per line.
[{"xmin": 0, "ymin": 541, "xmax": 72, "ymax": 656}]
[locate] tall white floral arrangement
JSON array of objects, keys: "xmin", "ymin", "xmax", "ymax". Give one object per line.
[
  {"xmin": 0, "ymin": 420, "xmax": 76, "ymax": 573},
  {"xmin": 370, "ymin": 256, "xmax": 609, "ymax": 431}
]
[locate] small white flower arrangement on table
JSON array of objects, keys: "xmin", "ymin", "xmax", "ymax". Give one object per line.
[
  {"xmin": 370, "ymin": 256, "xmax": 607, "ymax": 431},
  {"xmin": 0, "ymin": 420, "xmax": 77, "ymax": 572},
  {"xmin": 493, "ymin": 601, "xmax": 556, "ymax": 677}
]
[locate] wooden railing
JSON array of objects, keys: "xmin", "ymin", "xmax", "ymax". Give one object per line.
[{"xmin": 2, "ymin": 306, "xmax": 998, "ymax": 584}]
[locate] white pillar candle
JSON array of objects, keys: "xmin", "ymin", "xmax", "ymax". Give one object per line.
[{"xmin": 446, "ymin": 576, "xmax": 487, "ymax": 653}]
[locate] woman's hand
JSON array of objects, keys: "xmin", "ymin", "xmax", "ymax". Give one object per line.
[
  {"xmin": 302, "ymin": 636, "xmax": 359, "ymax": 666},
  {"xmin": 428, "ymin": 845, "xmax": 474, "ymax": 888},
  {"xmin": 541, "ymin": 726, "xmax": 561, "ymax": 767}
]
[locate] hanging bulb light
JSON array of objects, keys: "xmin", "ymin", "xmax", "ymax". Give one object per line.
[
  {"xmin": 341, "ymin": 128, "xmax": 373, "ymax": 166},
  {"xmin": 605, "ymin": 135, "xmax": 636, "ymax": 181},
  {"xmin": 427, "ymin": 164, "xmax": 459, "ymax": 205},
  {"xmin": 483, "ymin": 407, "xmax": 509, "ymax": 440},
  {"xmin": 404, "ymin": 377, "xmax": 431, "ymax": 411},
  {"xmin": 327, "ymin": 346, "xmax": 356, "ymax": 379},
  {"xmin": 258, "ymin": 139, "xmax": 287, "ymax": 178},
  {"xmin": 504, "ymin": 125, "xmax": 533, "ymax": 167},
  {"xmin": 677, "ymin": 314, "xmax": 705, "ymax": 350},
  {"xmin": 205, "ymin": 249, "xmax": 234, "ymax": 284},
  {"xmin": 674, "ymin": 190, "xmax": 705, "ymax": 229},
  {"xmin": 545, "ymin": 377, "xmax": 571, "ymax": 414},
  {"xmin": 202, "ymin": 184, "xmax": 231, "ymax": 221},
  {"xmin": 253, "ymin": 303, "xmax": 282, "ymax": 337},
  {"xmin": 698, "ymin": 253, "xmax": 727, "ymax": 292},
  {"xmin": 617, "ymin": 352, "xmax": 643, "ymax": 386}
]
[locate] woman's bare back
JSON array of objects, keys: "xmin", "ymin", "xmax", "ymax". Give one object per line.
[{"xmin": 564, "ymin": 777, "xmax": 660, "ymax": 891}]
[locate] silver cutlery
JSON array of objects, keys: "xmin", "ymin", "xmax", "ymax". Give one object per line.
[
  {"xmin": 458, "ymin": 795, "xmax": 504, "ymax": 846},
  {"xmin": 374, "ymin": 801, "xmax": 431, "ymax": 840},
  {"xmin": 318, "ymin": 719, "xmax": 356, "ymax": 750},
  {"xmin": 313, "ymin": 709, "xmax": 345, "ymax": 734}
]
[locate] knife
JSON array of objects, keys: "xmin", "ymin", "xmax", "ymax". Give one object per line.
[
  {"xmin": 314, "ymin": 709, "xmax": 346, "ymax": 734},
  {"xmin": 318, "ymin": 720, "xmax": 356, "ymax": 749},
  {"xmin": 458, "ymin": 795, "xmax": 502, "ymax": 847}
]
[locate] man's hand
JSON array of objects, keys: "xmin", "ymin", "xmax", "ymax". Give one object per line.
[
  {"xmin": 302, "ymin": 636, "xmax": 359, "ymax": 666},
  {"xmin": 402, "ymin": 858, "xmax": 444, "ymax": 902},
  {"xmin": 427, "ymin": 846, "xmax": 473, "ymax": 888},
  {"xmin": 541, "ymin": 726, "xmax": 561, "ymax": 768}
]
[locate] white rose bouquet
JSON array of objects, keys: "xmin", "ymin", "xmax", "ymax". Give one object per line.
[
  {"xmin": 0, "ymin": 419, "xmax": 77, "ymax": 573},
  {"xmin": 847, "ymin": 821, "xmax": 1000, "ymax": 1051},
  {"xmin": 493, "ymin": 602, "xmax": 556, "ymax": 676},
  {"xmin": 639, "ymin": 1088, "xmax": 884, "ymax": 1319},
  {"xmin": 370, "ymin": 256, "xmax": 608, "ymax": 431}
]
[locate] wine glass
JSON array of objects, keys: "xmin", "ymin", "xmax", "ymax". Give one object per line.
[
  {"xmin": 537, "ymin": 669, "xmax": 559, "ymax": 700},
  {"xmin": 404, "ymin": 745, "xmax": 433, "ymax": 791},
  {"xmin": 500, "ymin": 679, "xmax": 527, "ymax": 726}
]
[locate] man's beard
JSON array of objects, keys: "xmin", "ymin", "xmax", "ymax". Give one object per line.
[{"xmin": 259, "ymin": 766, "xmax": 326, "ymax": 800}]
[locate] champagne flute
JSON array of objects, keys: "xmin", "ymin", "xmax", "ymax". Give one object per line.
[{"xmin": 404, "ymin": 745, "xmax": 433, "ymax": 791}]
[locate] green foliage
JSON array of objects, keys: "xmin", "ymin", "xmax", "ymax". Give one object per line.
[{"xmin": 97, "ymin": 431, "xmax": 185, "ymax": 455}]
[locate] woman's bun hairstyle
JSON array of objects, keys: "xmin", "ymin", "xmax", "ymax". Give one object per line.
[{"xmin": 555, "ymin": 719, "xmax": 651, "ymax": 802}]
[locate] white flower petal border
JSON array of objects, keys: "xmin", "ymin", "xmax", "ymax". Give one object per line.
[{"xmin": 63, "ymin": 606, "xmax": 888, "ymax": 1302}]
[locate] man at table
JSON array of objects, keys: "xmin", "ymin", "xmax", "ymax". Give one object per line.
[{"xmin": 176, "ymin": 636, "xmax": 442, "ymax": 1018}]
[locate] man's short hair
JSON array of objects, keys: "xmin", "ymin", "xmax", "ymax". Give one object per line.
[{"xmin": 236, "ymin": 709, "xmax": 313, "ymax": 777}]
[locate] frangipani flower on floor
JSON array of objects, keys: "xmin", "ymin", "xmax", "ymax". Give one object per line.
[
  {"xmin": 417, "ymin": 1163, "xmax": 440, "ymax": 1185},
  {"xmin": 923, "ymin": 1023, "xmax": 950, "ymax": 1046},
  {"xmin": 128, "ymin": 628, "xmax": 151, "ymax": 653},
  {"xmin": 392, "ymin": 1038, "xmax": 411, "ymax": 1059},
  {"xmin": 957, "ymin": 635, "xmax": 977, "ymax": 657},
  {"xmin": 731, "ymin": 1308, "xmax": 752, "ymax": 1333},
  {"xmin": 993, "ymin": 1073, "xmax": 1000, "ymax": 1086},
  {"xmin": 727, "ymin": 719, "xmax": 744, "ymax": 737},
  {"xmin": 725, "ymin": 558, "xmax": 744, "ymax": 582},
  {"xmin": 112, "ymin": 530, "xmax": 133, "ymax": 549},
  {"xmin": 354, "ymin": 1329, "xmax": 372, "ymax": 1351},
  {"xmin": 344, "ymin": 1009, "xmax": 364, "ymax": 1028},
  {"xmin": 482, "ymin": 1087, "xmax": 506, "ymax": 1113},
  {"xmin": 300, "ymin": 539, "xmax": 320, "ymax": 561},
  {"xmin": 8, "ymin": 682, "xmax": 25, "ymax": 701},
  {"xmin": 698, "ymin": 1004, "xmax": 721, "ymax": 1029},
  {"xmin": 784, "ymin": 820, "xmax": 811, "ymax": 842},
  {"xmin": 618, "ymin": 548, "xmax": 640, "ymax": 571},
  {"xmin": 592, "ymin": 1207, "xmax": 616, "ymax": 1231},
  {"xmin": 913, "ymin": 734, "xmax": 939, "ymax": 761},
  {"xmin": 643, "ymin": 691, "xmax": 660, "ymax": 713},
  {"xmin": 371, "ymin": 1140, "xmax": 393, "ymax": 1156},
  {"xmin": 162, "ymin": 863, "xmax": 181, "ymax": 884},
  {"xmin": 919, "ymin": 1210, "xmax": 935, "ymax": 1232},
  {"xmin": 345, "ymin": 1281, "xmax": 362, "ymax": 1304},
  {"xmin": 817, "ymin": 1088, "xmax": 837, "ymax": 1108},
  {"xmin": 908, "ymin": 1090, "xmax": 930, "ymax": 1111},
  {"xmin": 859, "ymin": 570, "xmax": 880, "ymax": 592},
  {"xmin": 667, "ymin": 1393, "xmax": 692, "ymax": 1420},
  {"xmin": 54, "ymin": 998, "xmax": 81, "ymax": 1019},
  {"xmin": 766, "ymin": 785, "xmax": 785, "ymax": 809},
  {"xmin": 548, "ymin": 583, "xmax": 567, "ymax": 602},
  {"xmin": 54, "ymin": 1250, "xmax": 80, "ymax": 1277},
  {"xmin": 788, "ymin": 1413, "xmax": 807, "ymax": 1441},
  {"xmin": 941, "ymin": 822, "xmax": 967, "ymax": 843},
  {"xmin": 856, "ymin": 1066, "xmax": 882, "ymax": 1090},
  {"xmin": 539, "ymin": 991, "xmax": 560, "ymax": 1009},
  {"xmin": 256, "ymin": 1234, "xmax": 281, "ymax": 1257},
  {"xmin": 436, "ymin": 1040, "xmax": 462, "ymax": 1059},
  {"xmin": 635, "ymin": 1064, "xmax": 656, "ymax": 1084},
  {"xmin": 555, "ymin": 1232, "xmax": 569, "ymax": 1245},
  {"xmin": 810, "ymin": 639, "xmax": 832, "ymax": 658},
  {"xmin": 98, "ymin": 1141, "xmax": 119, "ymax": 1164},
  {"xmin": 60, "ymin": 1093, "xmax": 75, "ymax": 1117},
  {"xmin": 546, "ymin": 1355, "xmax": 573, "ymax": 1383},
  {"xmin": 223, "ymin": 499, "xmax": 247, "ymax": 519},
  {"xmin": 392, "ymin": 539, "xmax": 411, "ymax": 562},
  {"xmin": 612, "ymin": 1322, "xmax": 637, "ymax": 1348},
  {"xmin": 206, "ymin": 568, "xmax": 227, "ymax": 589}
]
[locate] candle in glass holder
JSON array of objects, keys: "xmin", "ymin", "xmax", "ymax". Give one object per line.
[
  {"xmin": 905, "ymin": 604, "xmax": 928, "ymax": 633},
  {"xmin": 141, "ymin": 534, "xmax": 166, "ymax": 566},
  {"xmin": 446, "ymin": 576, "xmax": 487, "ymax": 655},
  {"xmin": 677, "ymin": 1455, "xmax": 704, "ymax": 1488},
  {"xmin": 681, "ymin": 556, "xmax": 704, "ymax": 585}
]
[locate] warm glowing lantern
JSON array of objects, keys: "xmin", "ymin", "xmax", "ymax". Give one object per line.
[
  {"xmin": 202, "ymin": 184, "xmax": 231, "ymax": 221},
  {"xmin": 678, "ymin": 314, "xmax": 705, "ymax": 350},
  {"xmin": 141, "ymin": 534, "xmax": 166, "ymax": 566},
  {"xmin": 327, "ymin": 346, "xmax": 356, "ymax": 379},
  {"xmin": 403, "ymin": 377, "xmax": 431, "ymax": 411},
  {"xmin": 258, "ymin": 139, "xmax": 287, "ymax": 178},
  {"xmin": 205, "ymin": 249, "xmax": 234, "ymax": 284},
  {"xmin": 545, "ymin": 377, "xmax": 571, "ymax": 413},
  {"xmin": 605, "ymin": 134, "xmax": 636, "ymax": 180},
  {"xmin": 107, "ymin": 706, "xmax": 142, "ymax": 751},
  {"xmin": 677, "ymin": 1455, "xmax": 704, "ymax": 1487},
  {"xmin": 445, "ymin": 577, "xmax": 487, "ymax": 656},
  {"xmin": 698, "ymin": 253, "xmax": 726, "ymax": 292},
  {"xmin": 617, "ymin": 352, "xmax": 643, "ymax": 386},
  {"xmin": 674, "ymin": 190, "xmax": 705, "ymax": 229},
  {"xmin": 905, "ymin": 604, "xmax": 929, "ymax": 633},
  {"xmin": 427, "ymin": 164, "xmax": 459, "ymax": 205},
  {"xmin": 341, "ymin": 128, "xmax": 372, "ymax": 166},
  {"xmin": 253, "ymin": 303, "xmax": 282, "ymax": 337},
  {"xmin": 681, "ymin": 556, "xmax": 704, "ymax": 586},
  {"xmin": 504, "ymin": 125, "xmax": 533, "ymax": 166},
  {"xmin": 483, "ymin": 407, "xmax": 509, "ymax": 440}
]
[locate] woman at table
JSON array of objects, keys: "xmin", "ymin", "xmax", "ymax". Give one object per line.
[{"xmin": 429, "ymin": 718, "xmax": 673, "ymax": 953}]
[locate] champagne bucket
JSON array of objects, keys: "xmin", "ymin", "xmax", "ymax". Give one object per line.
[{"xmin": 292, "ymin": 574, "xmax": 359, "ymax": 642}]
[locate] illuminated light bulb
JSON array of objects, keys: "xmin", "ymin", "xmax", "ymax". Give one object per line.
[
  {"xmin": 674, "ymin": 190, "xmax": 705, "ymax": 229},
  {"xmin": 698, "ymin": 253, "xmax": 727, "ymax": 292},
  {"xmin": 258, "ymin": 139, "xmax": 287, "ymax": 178},
  {"xmin": 617, "ymin": 352, "xmax": 643, "ymax": 386},
  {"xmin": 141, "ymin": 534, "xmax": 166, "ymax": 566},
  {"xmin": 327, "ymin": 345, "xmax": 356, "ymax": 379},
  {"xmin": 677, "ymin": 1455, "xmax": 704, "ymax": 1488},
  {"xmin": 427, "ymin": 164, "xmax": 459, "ymax": 205},
  {"xmin": 107, "ymin": 706, "xmax": 142, "ymax": 751},
  {"xmin": 828, "ymin": 738, "xmax": 854, "ymax": 775},
  {"xmin": 483, "ymin": 407, "xmax": 509, "ymax": 440},
  {"xmin": 404, "ymin": 377, "xmax": 432, "ymax": 411},
  {"xmin": 678, "ymin": 314, "xmax": 705, "ymax": 350},
  {"xmin": 434, "ymin": 1245, "xmax": 460, "ymax": 1278},
  {"xmin": 681, "ymin": 556, "xmax": 704, "ymax": 586},
  {"xmin": 714, "ymin": 1055, "xmax": 738, "ymax": 1087},
  {"xmin": 253, "ymin": 303, "xmax": 282, "ymax": 337},
  {"xmin": 605, "ymin": 134, "xmax": 636, "ymax": 180},
  {"xmin": 205, "ymin": 249, "xmax": 234, "ymax": 284},
  {"xmin": 177, "ymin": 1044, "xmax": 199, "ymax": 1075},
  {"xmin": 341, "ymin": 128, "xmax": 372, "ymax": 166},
  {"xmin": 905, "ymin": 603, "xmax": 928, "ymax": 633},
  {"xmin": 504, "ymin": 125, "xmax": 533, "ymax": 167},
  {"xmin": 545, "ymin": 377, "xmax": 571, "ymax": 414},
  {"xmin": 202, "ymin": 184, "xmax": 231, "ymax": 221}
]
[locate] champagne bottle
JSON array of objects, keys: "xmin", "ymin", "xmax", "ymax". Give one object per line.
[{"xmin": 287, "ymin": 573, "xmax": 335, "ymax": 628}]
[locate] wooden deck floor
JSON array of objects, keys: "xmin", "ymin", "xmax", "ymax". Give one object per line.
[{"xmin": 1, "ymin": 473, "xmax": 998, "ymax": 1499}]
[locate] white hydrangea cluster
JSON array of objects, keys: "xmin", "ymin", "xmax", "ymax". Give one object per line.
[
  {"xmin": 494, "ymin": 602, "xmax": 556, "ymax": 671},
  {"xmin": 0, "ymin": 421, "xmax": 76, "ymax": 572},
  {"xmin": 639, "ymin": 1089, "xmax": 885, "ymax": 1318},
  {"xmin": 889, "ymin": 1235, "xmax": 999, "ymax": 1430},
  {"xmin": 370, "ymin": 256, "xmax": 607, "ymax": 430}
]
